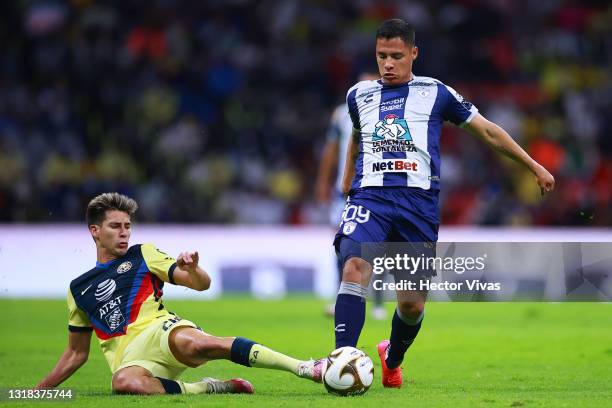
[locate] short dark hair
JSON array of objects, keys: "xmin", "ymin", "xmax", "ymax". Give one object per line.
[
  {"xmin": 376, "ymin": 19, "xmax": 415, "ymax": 46},
  {"xmin": 86, "ymin": 192, "xmax": 138, "ymax": 226}
]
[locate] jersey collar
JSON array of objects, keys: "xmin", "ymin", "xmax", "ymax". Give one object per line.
[
  {"xmin": 377, "ymin": 74, "xmax": 415, "ymax": 88},
  {"xmin": 96, "ymin": 259, "xmax": 114, "ymax": 269}
]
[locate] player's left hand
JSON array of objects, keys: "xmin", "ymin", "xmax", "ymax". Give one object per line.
[
  {"xmin": 177, "ymin": 251, "xmax": 199, "ymax": 273},
  {"xmin": 534, "ymin": 164, "xmax": 555, "ymax": 195}
]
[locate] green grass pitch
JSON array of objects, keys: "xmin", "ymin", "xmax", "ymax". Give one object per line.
[{"xmin": 1, "ymin": 298, "xmax": 611, "ymax": 407}]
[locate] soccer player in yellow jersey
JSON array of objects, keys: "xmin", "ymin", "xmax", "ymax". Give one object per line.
[{"xmin": 35, "ymin": 192, "xmax": 325, "ymax": 395}]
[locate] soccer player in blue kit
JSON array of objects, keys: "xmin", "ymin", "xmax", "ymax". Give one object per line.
[
  {"xmin": 333, "ymin": 19, "xmax": 555, "ymax": 388},
  {"xmin": 315, "ymin": 72, "xmax": 388, "ymax": 320}
]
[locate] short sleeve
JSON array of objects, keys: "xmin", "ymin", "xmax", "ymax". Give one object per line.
[
  {"xmin": 67, "ymin": 289, "xmax": 92, "ymax": 332},
  {"xmin": 346, "ymin": 87, "xmax": 360, "ymax": 130},
  {"xmin": 141, "ymin": 243, "xmax": 178, "ymax": 284},
  {"xmin": 439, "ymin": 84, "xmax": 478, "ymax": 127}
]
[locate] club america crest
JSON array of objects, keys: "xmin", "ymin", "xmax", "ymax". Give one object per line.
[{"xmin": 117, "ymin": 261, "xmax": 132, "ymax": 274}]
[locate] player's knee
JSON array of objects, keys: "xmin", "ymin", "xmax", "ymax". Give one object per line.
[
  {"xmin": 342, "ymin": 257, "xmax": 369, "ymax": 283},
  {"xmin": 112, "ymin": 374, "xmax": 147, "ymax": 395},
  {"xmin": 397, "ymin": 301, "xmax": 425, "ymax": 321}
]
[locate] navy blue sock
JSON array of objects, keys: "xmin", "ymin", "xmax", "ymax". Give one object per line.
[
  {"xmin": 156, "ymin": 377, "xmax": 182, "ymax": 394},
  {"xmin": 334, "ymin": 293, "xmax": 366, "ymax": 348},
  {"xmin": 231, "ymin": 336, "xmax": 256, "ymax": 367},
  {"xmin": 386, "ymin": 309, "xmax": 423, "ymax": 369}
]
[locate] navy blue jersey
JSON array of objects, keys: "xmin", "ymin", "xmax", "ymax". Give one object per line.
[{"xmin": 67, "ymin": 244, "xmax": 176, "ymax": 346}]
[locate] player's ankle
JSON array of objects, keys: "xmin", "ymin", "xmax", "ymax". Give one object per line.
[{"xmin": 385, "ymin": 358, "xmax": 402, "ymax": 370}]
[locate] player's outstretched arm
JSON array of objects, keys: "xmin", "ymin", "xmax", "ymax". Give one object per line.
[
  {"xmin": 35, "ymin": 330, "xmax": 91, "ymax": 389},
  {"xmin": 341, "ymin": 129, "xmax": 360, "ymax": 196},
  {"xmin": 172, "ymin": 251, "xmax": 211, "ymax": 291},
  {"xmin": 465, "ymin": 113, "xmax": 555, "ymax": 194}
]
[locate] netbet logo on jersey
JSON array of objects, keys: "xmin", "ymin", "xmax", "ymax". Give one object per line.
[{"xmin": 371, "ymin": 160, "xmax": 418, "ymax": 173}]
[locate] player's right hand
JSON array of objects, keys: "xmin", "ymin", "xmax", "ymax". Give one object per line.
[
  {"xmin": 177, "ymin": 251, "xmax": 199, "ymax": 273},
  {"xmin": 534, "ymin": 164, "xmax": 555, "ymax": 195}
]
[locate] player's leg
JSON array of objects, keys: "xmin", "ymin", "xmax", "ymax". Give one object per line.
[
  {"xmin": 111, "ymin": 365, "xmax": 165, "ymax": 394},
  {"xmin": 387, "ymin": 288, "xmax": 427, "ymax": 368},
  {"xmin": 111, "ymin": 364, "xmax": 252, "ymax": 395},
  {"xmin": 377, "ymin": 288, "xmax": 427, "ymax": 388},
  {"xmin": 168, "ymin": 327, "xmax": 325, "ymax": 382},
  {"xmin": 384, "ymin": 251, "xmax": 434, "ymax": 369},
  {"xmin": 377, "ymin": 187, "xmax": 439, "ymax": 387},
  {"xmin": 112, "ymin": 319, "xmax": 253, "ymax": 396},
  {"xmin": 168, "ymin": 328, "xmax": 232, "ymax": 365},
  {"xmin": 387, "ymin": 187, "xmax": 438, "ymax": 365},
  {"xmin": 334, "ymin": 246, "xmax": 372, "ymax": 348},
  {"xmin": 333, "ymin": 192, "xmax": 392, "ymax": 348}
]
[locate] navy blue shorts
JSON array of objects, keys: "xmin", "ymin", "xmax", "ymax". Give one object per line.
[{"xmin": 334, "ymin": 187, "xmax": 439, "ymax": 269}]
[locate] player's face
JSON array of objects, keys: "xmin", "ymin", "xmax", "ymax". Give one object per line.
[
  {"xmin": 90, "ymin": 210, "xmax": 131, "ymax": 258},
  {"xmin": 376, "ymin": 37, "xmax": 418, "ymax": 86}
]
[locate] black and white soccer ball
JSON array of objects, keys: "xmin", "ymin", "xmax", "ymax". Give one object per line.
[{"xmin": 323, "ymin": 346, "xmax": 374, "ymax": 396}]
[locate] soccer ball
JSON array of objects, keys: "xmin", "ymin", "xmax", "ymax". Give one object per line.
[{"xmin": 323, "ymin": 346, "xmax": 374, "ymax": 396}]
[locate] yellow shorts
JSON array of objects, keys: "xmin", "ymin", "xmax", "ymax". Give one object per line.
[{"xmin": 114, "ymin": 315, "xmax": 201, "ymax": 380}]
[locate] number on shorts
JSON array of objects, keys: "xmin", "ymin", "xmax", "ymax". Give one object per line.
[
  {"xmin": 162, "ymin": 316, "xmax": 182, "ymax": 331},
  {"xmin": 341, "ymin": 204, "xmax": 370, "ymax": 224}
]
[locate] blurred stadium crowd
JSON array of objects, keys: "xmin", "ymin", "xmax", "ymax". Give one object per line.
[{"xmin": 0, "ymin": 0, "xmax": 610, "ymax": 225}]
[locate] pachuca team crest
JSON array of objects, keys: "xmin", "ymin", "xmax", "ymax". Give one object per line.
[
  {"xmin": 371, "ymin": 114, "xmax": 417, "ymax": 153},
  {"xmin": 373, "ymin": 114, "xmax": 412, "ymax": 141}
]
